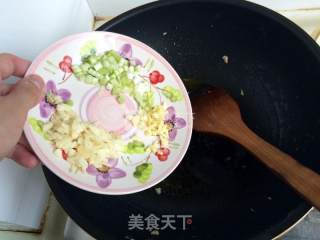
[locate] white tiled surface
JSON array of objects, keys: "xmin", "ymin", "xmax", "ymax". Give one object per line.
[
  {"xmin": 281, "ymin": 10, "xmax": 320, "ymax": 40},
  {"xmin": 246, "ymin": 0, "xmax": 320, "ymax": 11},
  {"xmin": 86, "ymin": 0, "xmax": 320, "ymax": 16},
  {"xmin": 0, "ymin": 0, "xmax": 93, "ymax": 59},
  {"xmin": 282, "ymin": 209, "xmax": 320, "ymax": 240},
  {"xmin": 0, "ymin": 195, "xmax": 67, "ymax": 240},
  {"xmin": 87, "ymin": 0, "xmax": 154, "ymax": 16},
  {"xmin": 0, "ymin": 162, "xmax": 50, "ymax": 231}
]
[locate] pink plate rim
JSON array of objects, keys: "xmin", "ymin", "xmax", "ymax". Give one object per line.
[{"xmin": 23, "ymin": 31, "xmax": 193, "ymax": 195}]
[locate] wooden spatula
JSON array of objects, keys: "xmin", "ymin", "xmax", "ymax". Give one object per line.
[{"xmin": 192, "ymin": 87, "xmax": 320, "ymax": 209}]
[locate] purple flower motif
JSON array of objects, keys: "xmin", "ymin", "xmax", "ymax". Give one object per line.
[
  {"xmin": 86, "ymin": 158, "xmax": 126, "ymax": 188},
  {"xmin": 119, "ymin": 44, "xmax": 142, "ymax": 66},
  {"xmin": 40, "ymin": 80, "xmax": 71, "ymax": 118},
  {"xmin": 165, "ymin": 106, "xmax": 187, "ymax": 141}
]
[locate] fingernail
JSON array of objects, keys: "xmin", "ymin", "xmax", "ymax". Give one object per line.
[{"xmin": 25, "ymin": 74, "xmax": 44, "ymax": 91}]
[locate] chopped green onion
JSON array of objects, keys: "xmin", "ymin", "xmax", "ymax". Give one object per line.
[{"xmin": 73, "ymin": 49, "xmax": 147, "ymax": 104}]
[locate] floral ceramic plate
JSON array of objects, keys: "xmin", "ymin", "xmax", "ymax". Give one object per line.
[{"xmin": 24, "ymin": 32, "xmax": 192, "ymax": 194}]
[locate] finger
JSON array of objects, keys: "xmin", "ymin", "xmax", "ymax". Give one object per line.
[
  {"xmin": 1, "ymin": 74, "xmax": 45, "ymax": 128},
  {"xmin": 0, "ymin": 83, "xmax": 13, "ymax": 96},
  {"xmin": 8, "ymin": 144, "xmax": 40, "ymax": 168},
  {"xmin": 18, "ymin": 133, "xmax": 33, "ymax": 152},
  {"xmin": 0, "ymin": 53, "xmax": 31, "ymax": 80},
  {"xmin": 18, "ymin": 133, "xmax": 36, "ymax": 159}
]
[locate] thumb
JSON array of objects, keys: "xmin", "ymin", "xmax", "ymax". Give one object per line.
[{"xmin": 3, "ymin": 74, "xmax": 45, "ymax": 127}]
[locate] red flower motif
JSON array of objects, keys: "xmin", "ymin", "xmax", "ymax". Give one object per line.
[
  {"xmin": 59, "ymin": 62, "xmax": 72, "ymax": 73},
  {"xmin": 149, "ymin": 70, "xmax": 165, "ymax": 84},
  {"xmin": 59, "ymin": 55, "xmax": 73, "ymax": 72},
  {"xmin": 63, "ymin": 56, "xmax": 72, "ymax": 64},
  {"xmin": 59, "ymin": 55, "xmax": 73, "ymax": 83},
  {"xmin": 155, "ymin": 147, "xmax": 170, "ymax": 161}
]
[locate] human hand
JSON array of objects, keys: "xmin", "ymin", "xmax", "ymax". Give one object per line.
[{"xmin": 0, "ymin": 53, "xmax": 45, "ymax": 168}]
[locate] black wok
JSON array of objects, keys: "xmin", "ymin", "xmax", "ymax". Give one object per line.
[{"xmin": 43, "ymin": 0, "xmax": 320, "ymax": 239}]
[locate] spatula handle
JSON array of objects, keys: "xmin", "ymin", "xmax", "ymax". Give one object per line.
[{"xmin": 227, "ymin": 121, "xmax": 320, "ymax": 210}]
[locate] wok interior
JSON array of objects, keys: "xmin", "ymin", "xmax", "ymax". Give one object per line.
[{"xmin": 45, "ymin": 1, "xmax": 320, "ymax": 239}]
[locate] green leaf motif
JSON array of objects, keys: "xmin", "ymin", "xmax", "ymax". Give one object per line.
[
  {"xmin": 142, "ymin": 91, "xmax": 154, "ymax": 111},
  {"xmin": 80, "ymin": 40, "xmax": 96, "ymax": 58},
  {"xmin": 133, "ymin": 92, "xmax": 143, "ymax": 107},
  {"xmin": 65, "ymin": 99, "xmax": 74, "ymax": 106},
  {"xmin": 28, "ymin": 117, "xmax": 45, "ymax": 136},
  {"xmin": 161, "ymin": 86, "xmax": 184, "ymax": 102},
  {"xmin": 124, "ymin": 140, "xmax": 146, "ymax": 154},
  {"xmin": 144, "ymin": 58, "xmax": 154, "ymax": 72},
  {"xmin": 133, "ymin": 163, "xmax": 153, "ymax": 183}
]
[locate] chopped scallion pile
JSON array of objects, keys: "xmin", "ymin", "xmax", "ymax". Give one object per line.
[{"xmin": 72, "ymin": 50, "xmax": 142, "ymax": 104}]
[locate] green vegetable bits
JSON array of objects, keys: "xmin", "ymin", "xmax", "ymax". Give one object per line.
[
  {"xmin": 134, "ymin": 163, "xmax": 153, "ymax": 183},
  {"xmin": 72, "ymin": 50, "xmax": 141, "ymax": 104},
  {"xmin": 124, "ymin": 140, "xmax": 146, "ymax": 154}
]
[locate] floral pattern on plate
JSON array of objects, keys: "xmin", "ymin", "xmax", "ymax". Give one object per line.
[{"xmin": 25, "ymin": 32, "xmax": 192, "ymax": 194}]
